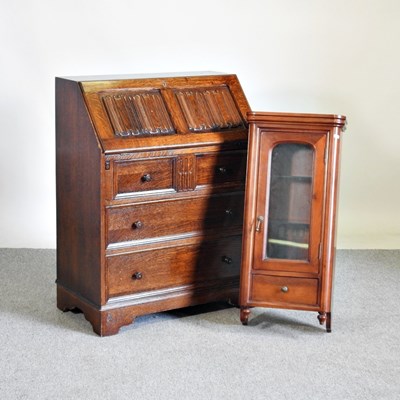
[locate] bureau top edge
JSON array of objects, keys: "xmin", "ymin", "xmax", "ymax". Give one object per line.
[{"xmin": 56, "ymin": 71, "xmax": 231, "ymax": 83}]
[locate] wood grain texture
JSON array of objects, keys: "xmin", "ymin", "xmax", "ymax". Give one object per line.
[
  {"xmin": 106, "ymin": 193, "xmax": 244, "ymax": 247},
  {"xmin": 175, "ymin": 154, "xmax": 196, "ymax": 191},
  {"xmin": 175, "ymin": 86, "xmax": 244, "ymax": 132},
  {"xmin": 195, "ymin": 150, "xmax": 246, "ymax": 188},
  {"xmin": 56, "ymin": 73, "xmax": 251, "ymax": 335},
  {"xmin": 107, "ymin": 236, "xmax": 242, "ymax": 298},
  {"xmin": 56, "ymin": 78, "xmax": 103, "ymax": 305},
  {"xmin": 114, "ymin": 157, "xmax": 175, "ymax": 196},
  {"xmin": 102, "ymin": 90, "xmax": 175, "ymax": 136},
  {"xmin": 253, "ymin": 131, "xmax": 327, "ymax": 274},
  {"xmin": 79, "ymin": 73, "xmax": 250, "ymax": 153},
  {"xmin": 240, "ymin": 111, "xmax": 347, "ymax": 331},
  {"xmin": 250, "ymin": 275, "xmax": 319, "ymax": 307}
]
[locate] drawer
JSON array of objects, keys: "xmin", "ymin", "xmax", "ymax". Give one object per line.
[
  {"xmin": 107, "ymin": 236, "xmax": 242, "ymax": 298},
  {"xmin": 251, "ymin": 275, "xmax": 319, "ymax": 306},
  {"xmin": 106, "ymin": 193, "xmax": 244, "ymax": 246},
  {"xmin": 196, "ymin": 151, "xmax": 246, "ymax": 187},
  {"xmin": 114, "ymin": 158, "xmax": 175, "ymax": 197}
]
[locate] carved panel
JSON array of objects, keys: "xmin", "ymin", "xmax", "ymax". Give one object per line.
[
  {"xmin": 175, "ymin": 86, "xmax": 245, "ymax": 132},
  {"xmin": 102, "ymin": 90, "xmax": 175, "ymax": 136},
  {"xmin": 175, "ymin": 155, "xmax": 196, "ymax": 191}
]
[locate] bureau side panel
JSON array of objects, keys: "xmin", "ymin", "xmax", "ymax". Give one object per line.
[{"xmin": 56, "ymin": 78, "xmax": 103, "ymax": 305}]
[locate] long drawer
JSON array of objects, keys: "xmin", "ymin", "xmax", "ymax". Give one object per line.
[
  {"xmin": 250, "ymin": 275, "xmax": 319, "ymax": 307},
  {"xmin": 106, "ymin": 193, "xmax": 244, "ymax": 246},
  {"xmin": 106, "ymin": 236, "xmax": 242, "ymax": 298}
]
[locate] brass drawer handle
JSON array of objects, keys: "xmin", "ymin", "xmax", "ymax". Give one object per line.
[
  {"xmin": 132, "ymin": 221, "xmax": 143, "ymax": 229},
  {"xmin": 222, "ymin": 256, "xmax": 233, "ymax": 264},
  {"xmin": 281, "ymin": 286, "xmax": 289, "ymax": 293},
  {"xmin": 141, "ymin": 174, "xmax": 152, "ymax": 182},
  {"xmin": 132, "ymin": 272, "xmax": 143, "ymax": 280}
]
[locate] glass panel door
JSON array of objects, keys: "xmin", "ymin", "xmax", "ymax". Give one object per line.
[
  {"xmin": 266, "ymin": 143, "xmax": 313, "ymax": 260},
  {"xmin": 253, "ymin": 131, "xmax": 327, "ymax": 274}
]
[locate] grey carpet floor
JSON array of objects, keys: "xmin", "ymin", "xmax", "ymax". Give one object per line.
[{"xmin": 0, "ymin": 249, "xmax": 399, "ymax": 400}]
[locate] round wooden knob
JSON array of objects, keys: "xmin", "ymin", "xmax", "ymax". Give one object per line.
[
  {"xmin": 141, "ymin": 174, "xmax": 152, "ymax": 182},
  {"xmin": 132, "ymin": 272, "xmax": 143, "ymax": 280},
  {"xmin": 222, "ymin": 256, "xmax": 233, "ymax": 264},
  {"xmin": 132, "ymin": 221, "xmax": 143, "ymax": 229},
  {"xmin": 218, "ymin": 167, "xmax": 227, "ymax": 174}
]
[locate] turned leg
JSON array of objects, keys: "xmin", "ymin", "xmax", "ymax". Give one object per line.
[
  {"xmin": 326, "ymin": 312, "xmax": 332, "ymax": 333},
  {"xmin": 240, "ymin": 307, "xmax": 251, "ymax": 325},
  {"xmin": 317, "ymin": 312, "xmax": 332, "ymax": 333}
]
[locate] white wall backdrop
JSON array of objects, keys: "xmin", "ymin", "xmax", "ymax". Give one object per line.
[{"xmin": 1, "ymin": 0, "xmax": 399, "ymax": 249}]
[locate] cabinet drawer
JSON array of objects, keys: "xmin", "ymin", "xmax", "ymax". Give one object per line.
[
  {"xmin": 251, "ymin": 275, "xmax": 319, "ymax": 306},
  {"xmin": 106, "ymin": 193, "xmax": 244, "ymax": 246},
  {"xmin": 107, "ymin": 237, "xmax": 242, "ymax": 298},
  {"xmin": 196, "ymin": 151, "xmax": 246, "ymax": 187},
  {"xmin": 114, "ymin": 158, "xmax": 175, "ymax": 197}
]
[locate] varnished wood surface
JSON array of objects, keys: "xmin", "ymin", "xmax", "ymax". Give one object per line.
[
  {"xmin": 80, "ymin": 74, "xmax": 250, "ymax": 152},
  {"xmin": 253, "ymin": 131, "xmax": 327, "ymax": 274},
  {"xmin": 56, "ymin": 78, "xmax": 103, "ymax": 305},
  {"xmin": 250, "ymin": 275, "xmax": 319, "ymax": 307},
  {"xmin": 114, "ymin": 157, "xmax": 175, "ymax": 195},
  {"xmin": 58, "ymin": 280, "xmax": 239, "ymax": 336},
  {"xmin": 106, "ymin": 193, "xmax": 244, "ymax": 247},
  {"xmin": 56, "ymin": 73, "xmax": 250, "ymax": 335},
  {"xmin": 240, "ymin": 111, "xmax": 347, "ymax": 332},
  {"xmin": 107, "ymin": 236, "xmax": 242, "ymax": 298},
  {"xmin": 196, "ymin": 151, "xmax": 247, "ymax": 187},
  {"xmin": 247, "ymin": 111, "xmax": 347, "ymax": 129}
]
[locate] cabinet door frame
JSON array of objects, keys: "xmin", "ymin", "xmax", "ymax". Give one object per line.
[{"xmin": 253, "ymin": 129, "xmax": 328, "ymax": 274}]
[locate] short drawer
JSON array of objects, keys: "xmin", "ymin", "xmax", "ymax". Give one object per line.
[
  {"xmin": 251, "ymin": 275, "xmax": 319, "ymax": 306},
  {"xmin": 114, "ymin": 158, "xmax": 175, "ymax": 197},
  {"xmin": 106, "ymin": 236, "xmax": 242, "ymax": 298},
  {"xmin": 106, "ymin": 193, "xmax": 244, "ymax": 246},
  {"xmin": 196, "ymin": 151, "xmax": 246, "ymax": 187}
]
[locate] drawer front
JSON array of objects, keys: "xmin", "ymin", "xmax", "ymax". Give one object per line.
[
  {"xmin": 107, "ymin": 237, "xmax": 242, "ymax": 297},
  {"xmin": 196, "ymin": 151, "xmax": 246, "ymax": 187},
  {"xmin": 251, "ymin": 275, "xmax": 319, "ymax": 306},
  {"xmin": 114, "ymin": 158, "xmax": 175, "ymax": 196},
  {"xmin": 106, "ymin": 193, "xmax": 244, "ymax": 246}
]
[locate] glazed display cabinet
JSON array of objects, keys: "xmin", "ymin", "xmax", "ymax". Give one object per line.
[{"xmin": 239, "ymin": 112, "xmax": 347, "ymax": 332}]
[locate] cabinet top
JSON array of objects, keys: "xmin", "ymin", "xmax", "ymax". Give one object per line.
[
  {"xmin": 247, "ymin": 111, "xmax": 347, "ymax": 130},
  {"xmin": 56, "ymin": 73, "xmax": 251, "ymax": 153}
]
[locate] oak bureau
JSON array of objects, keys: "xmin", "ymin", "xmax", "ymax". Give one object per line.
[{"xmin": 56, "ymin": 72, "xmax": 250, "ymax": 335}]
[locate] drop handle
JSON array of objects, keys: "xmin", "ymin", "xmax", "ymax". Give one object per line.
[
  {"xmin": 141, "ymin": 174, "xmax": 152, "ymax": 182},
  {"xmin": 255, "ymin": 216, "xmax": 264, "ymax": 232},
  {"xmin": 221, "ymin": 256, "xmax": 233, "ymax": 264},
  {"xmin": 132, "ymin": 272, "xmax": 143, "ymax": 280},
  {"xmin": 132, "ymin": 221, "xmax": 143, "ymax": 229}
]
